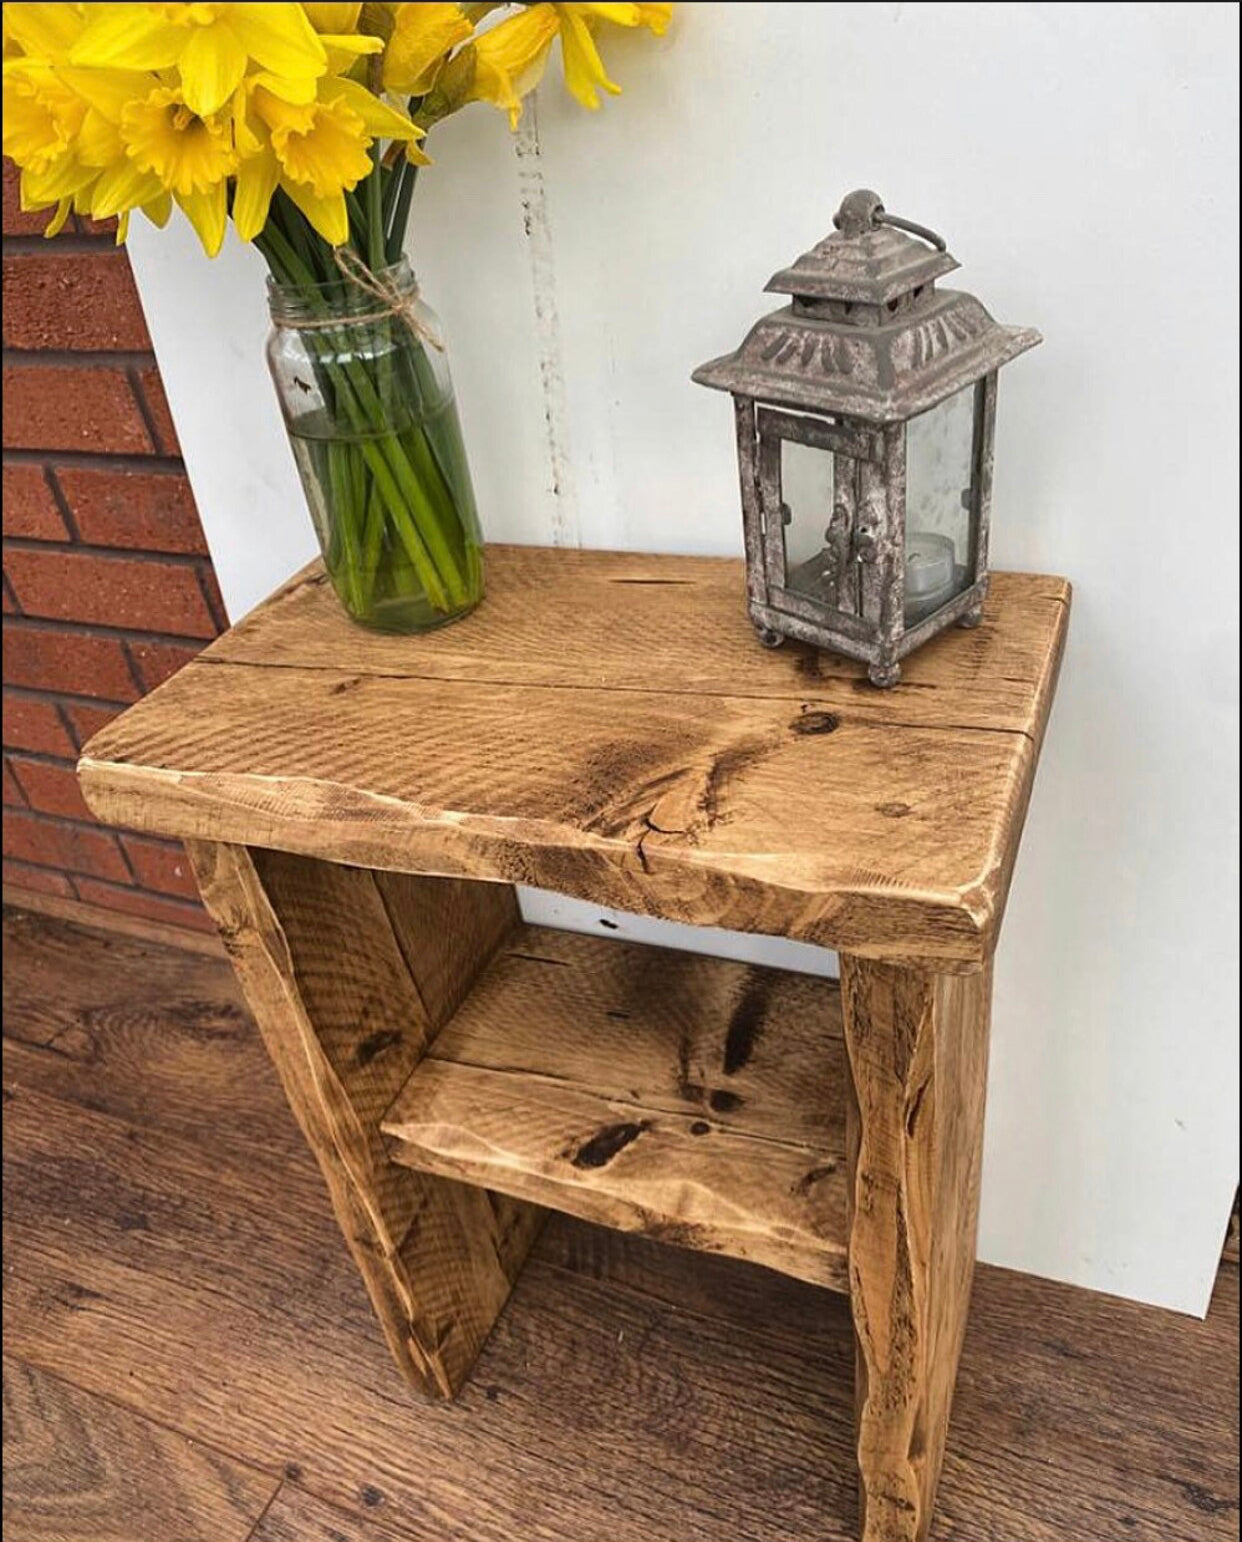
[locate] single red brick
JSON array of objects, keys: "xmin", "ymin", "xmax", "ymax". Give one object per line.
[
  {"xmin": 135, "ymin": 366, "xmax": 181, "ymax": 455},
  {"xmin": 3, "ymin": 364, "xmax": 153, "ymax": 454},
  {"xmin": 3, "ymin": 250, "xmax": 151, "ymax": 352},
  {"xmin": 2, "ymin": 158, "xmax": 56, "ymax": 237},
  {"xmin": 3, "ymin": 757, "xmax": 25, "ymax": 805},
  {"xmin": 126, "ymin": 637, "xmax": 204, "ymax": 691},
  {"xmin": 2, "ymin": 807, "xmax": 130, "ymax": 882},
  {"xmin": 8, "ymin": 755, "xmax": 92, "ymax": 820},
  {"xmin": 120, "ymin": 833, "xmax": 199, "ymax": 899},
  {"xmin": 2, "ymin": 693, "xmax": 76, "ymax": 757},
  {"xmin": 2, "ymin": 463, "xmax": 69, "ymax": 540},
  {"xmin": 2, "ymin": 622, "xmax": 139, "ymax": 700},
  {"xmin": 72, "ymin": 875, "xmax": 215, "ymax": 933},
  {"xmin": 2, "ymin": 857, "xmax": 76, "ymax": 896},
  {"xmin": 5, "ymin": 547, "xmax": 218, "ymax": 637},
  {"xmin": 61, "ymin": 700, "xmax": 120, "ymax": 749},
  {"xmin": 55, "ymin": 465, "xmax": 208, "ymax": 555}
]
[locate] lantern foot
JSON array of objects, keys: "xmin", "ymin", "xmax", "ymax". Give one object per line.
[
  {"xmin": 868, "ymin": 660, "xmax": 901, "ymax": 688},
  {"xmin": 754, "ymin": 626, "xmax": 785, "ymax": 650},
  {"xmin": 958, "ymin": 604, "xmax": 984, "ymax": 629}
]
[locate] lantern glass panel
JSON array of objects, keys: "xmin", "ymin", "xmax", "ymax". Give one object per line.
[
  {"xmin": 903, "ymin": 382, "xmax": 980, "ymax": 624},
  {"xmin": 780, "ymin": 437, "xmax": 837, "ymax": 599}
]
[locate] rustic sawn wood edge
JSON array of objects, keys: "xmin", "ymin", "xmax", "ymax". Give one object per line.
[
  {"xmin": 76, "ymin": 562, "xmax": 1068, "ymax": 971},
  {"xmin": 74, "ymin": 760, "xmax": 1011, "ymax": 969}
]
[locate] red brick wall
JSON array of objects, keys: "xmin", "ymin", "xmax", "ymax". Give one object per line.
[{"xmin": 2, "ymin": 160, "xmax": 223, "ymax": 933}]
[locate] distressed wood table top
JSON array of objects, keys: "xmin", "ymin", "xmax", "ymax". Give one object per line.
[{"xmin": 78, "ymin": 545, "xmax": 1069, "ymax": 969}]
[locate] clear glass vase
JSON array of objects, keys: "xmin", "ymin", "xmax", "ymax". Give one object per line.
[{"xmin": 266, "ymin": 259, "xmax": 484, "ymax": 632}]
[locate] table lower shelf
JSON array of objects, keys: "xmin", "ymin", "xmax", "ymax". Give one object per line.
[{"xmin": 381, "ymin": 924, "xmax": 850, "ymax": 1292}]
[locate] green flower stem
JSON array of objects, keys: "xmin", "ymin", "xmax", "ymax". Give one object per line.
[
  {"xmin": 380, "ymin": 159, "xmax": 402, "ymax": 236},
  {"xmin": 367, "ymin": 144, "xmax": 386, "ymax": 272},
  {"xmin": 387, "ymin": 160, "xmax": 418, "ymax": 265},
  {"xmin": 327, "ymin": 441, "xmax": 365, "ymax": 614},
  {"xmin": 359, "ymin": 475, "xmax": 385, "ymax": 611}
]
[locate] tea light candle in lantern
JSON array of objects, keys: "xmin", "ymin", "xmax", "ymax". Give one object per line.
[{"xmin": 904, "ymin": 531, "xmax": 958, "ymax": 622}]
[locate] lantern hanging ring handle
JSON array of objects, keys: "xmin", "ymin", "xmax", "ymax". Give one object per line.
[{"xmin": 874, "ymin": 209, "xmax": 947, "ymax": 252}]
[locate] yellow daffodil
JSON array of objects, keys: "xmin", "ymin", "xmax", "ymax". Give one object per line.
[
  {"xmin": 634, "ymin": 3, "xmax": 673, "ymax": 32},
  {"xmin": 469, "ymin": 1, "xmax": 669, "ymax": 124},
  {"xmin": 236, "ymin": 73, "xmax": 424, "ymax": 245},
  {"xmin": 121, "ymin": 82, "xmax": 237, "ymax": 194},
  {"xmin": 302, "ymin": 3, "xmax": 364, "ymax": 32},
  {"xmin": 2, "ymin": 3, "xmax": 88, "ymax": 62},
  {"xmin": 469, "ymin": 3, "xmax": 558, "ymax": 127},
  {"xmin": 558, "ymin": 3, "xmax": 671, "ymax": 109},
  {"xmin": 383, "ymin": 3, "xmax": 472, "ymax": 95},
  {"xmin": 2, "ymin": 61, "xmax": 87, "ymax": 173},
  {"xmin": 71, "ymin": 2, "xmax": 328, "ymax": 116}
]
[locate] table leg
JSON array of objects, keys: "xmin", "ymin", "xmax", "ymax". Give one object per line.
[
  {"xmin": 186, "ymin": 840, "xmax": 545, "ymax": 1400},
  {"xmin": 840, "ymin": 954, "xmax": 993, "ymax": 1542}
]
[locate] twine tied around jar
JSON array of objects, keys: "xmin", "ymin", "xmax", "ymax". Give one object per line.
[{"xmin": 271, "ymin": 244, "xmax": 444, "ymax": 352}]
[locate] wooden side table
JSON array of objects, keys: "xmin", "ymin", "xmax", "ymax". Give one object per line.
[{"xmin": 79, "ymin": 546, "xmax": 1069, "ymax": 1542}]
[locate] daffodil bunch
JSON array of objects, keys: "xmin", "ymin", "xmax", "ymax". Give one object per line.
[
  {"xmin": 2, "ymin": 2, "xmax": 673, "ymax": 255},
  {"xmin": 4, "ymin": 1, "xmax": 672, "ymax": 634}
]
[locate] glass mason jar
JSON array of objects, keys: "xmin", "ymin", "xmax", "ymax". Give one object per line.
[{"xmin": 266, "ymin": 260, "xmax": 484, "ymax": 632}]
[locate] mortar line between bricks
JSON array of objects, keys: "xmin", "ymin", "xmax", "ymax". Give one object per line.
[
  {"xmin": 125, "ymin": 363, "xmax": 166, "ymax": 455},
  {"xmin": 3, "ymin": 449, "xmax": 186, "ymax": 475},
  {"xmin": 3, "ymin": 683, "xmax": 134, "ymax": 714},
  {"xmin": 41, "ymin": 466, "xmax": 82, "ymax": 541},
  {"xmin": 3, "ymin": 613, "xmax": 215, "ymax": 648},
  {"xmin": 4, "ymin": 535, "xmax": 215, "ymax": 570},
  {"xmin": 4, "ymin": 863, "xmax": 206, "ymax": 916},
  {"xmin": 53, "ymin": 700, "xmax": 83, "ymax": 754},
  {"xmin": 115, "ymin": 828, "xmax": 140, "ymax": 884},
  {"xmin": 193, "ymin": 562, "xmax": 228, "ymax": 633},
  {"xmin": 2, "ymin": 233, "xmax": 127, "ymax": 255},
  {"xmin": 120, "ymin": 638, "xmax": 148, "ymax": 698},
  {"xmin": 3, "ymin": 756, "xmax": 31, "ymax": 808},
  {"xmin": 4, "ymin": 747, "xmax": 87, "ymax": 772},
  {"xmin": 2, "ymin": 347, "xmax": 157, "ymax": 370},
  {"xmin": 3, "ymin": 803, "xmax": 143, "ymax": 844},
  {"xmin": 1, "ymin": 571, "xmax": 21, "ymax": 615},
  {"xmin": 60, "ymin": 872, "xmax": 207, "ymax": 915},
  {"xmin": 4, "ymin": 856, "xmax": 77, "ymax": 887}
]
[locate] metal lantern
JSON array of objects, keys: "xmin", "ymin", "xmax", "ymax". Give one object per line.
[{"xmin": 693, "ymin": 189, "xmax": 1040, "ymax": 686}]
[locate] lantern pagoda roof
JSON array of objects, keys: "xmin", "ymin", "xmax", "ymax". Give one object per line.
[{"xmin": 693, "ymin": 189, "xmax": 1040, "ymax": 424}]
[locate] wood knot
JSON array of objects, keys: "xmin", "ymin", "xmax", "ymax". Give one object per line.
[
  {"xmin": 791, "ymin": 711, "xmax": 840, "ymax": 736},
  {"xmin": 355, "ymin": 1028, "xmax": 403, "ymax": 1067},
  {"xmin": 568, "ymin": 1121, "xmax": 649, "ymax": 1169}
]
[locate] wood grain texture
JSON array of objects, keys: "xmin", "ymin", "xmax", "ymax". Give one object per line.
[
  {"xmin": 841, "ymin": 958, "xmax": 992, "ymax": 1542},
  {"xmin": 1, "ymin": 1357, "xmax": 277, "ymax": 1542},
  {"xmin": 78, "ymin": 548, "xmax": 1071, "ymax": 968},
  {"xmin": 0, "ymin": 903, "xmax": 278, "ymax": 1158},
  {"xmin": 3, "ymin": 907, "xmax": 1238, "ymax": 1542},
  {"xmin": 249, "ymin": 1484, "xmax": 408, "ymax": 1542},
  {"xmin": 1, "ymin": 879, "xmax": 227, "ymax": 958},
  {"xmin": 185, "ymin": 843, "xmax": 544, "ymax": 1398},
  {"xmin": 383, "ymin": 925, "xmax": 850, "ymax": 1290}
]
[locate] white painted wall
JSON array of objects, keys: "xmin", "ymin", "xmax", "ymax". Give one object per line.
[{"xmin": 128, "ymin": 1, "xmax": 1240, "ymax": 1315}]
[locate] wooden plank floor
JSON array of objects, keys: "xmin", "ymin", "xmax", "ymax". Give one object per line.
[{"xmin": 3, "ymin": 903, "xmax": 1238, "ymax": 1542}]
